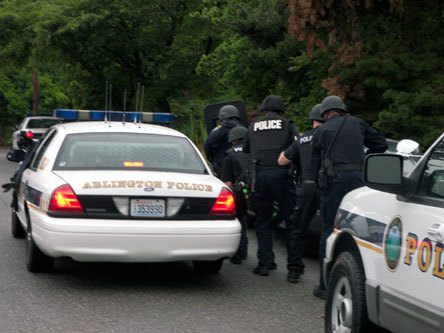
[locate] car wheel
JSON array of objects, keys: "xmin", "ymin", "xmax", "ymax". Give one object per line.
[
  {"xmin": 192, "ymin": 259, "xmax": 224, "ymax": 274},
  {"xmin": 11, "ymin": 210, "xmax": 26, "ymax": 239},
  {"xmin": 325, "ymin": 251, "xmax": 371, "ymax": 333},
  {"xmin": 25, "ymin": 218, "xmax": 54, "ymax": 273}
]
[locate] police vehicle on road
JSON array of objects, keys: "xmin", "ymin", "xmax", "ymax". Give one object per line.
[
  {"xmin": 12, "ymin": 109, "xmax": 240, "ymax": 274},
  {"xmin": 8, "ymin": 116, "xmax": 63, "ymax": 161},
  {"xmin": 324, "ymin": 132, "xmax": 444, "ymax": 332}
]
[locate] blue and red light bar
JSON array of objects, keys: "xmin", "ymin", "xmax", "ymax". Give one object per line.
[{"xmin": 53, "ymin": 109, "xmax": 175, "ymax": 124}]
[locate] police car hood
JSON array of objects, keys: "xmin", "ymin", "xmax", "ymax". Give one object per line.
[{"xmin": 53, "ymin": 170, "xmax": 224, "ymax": 198}]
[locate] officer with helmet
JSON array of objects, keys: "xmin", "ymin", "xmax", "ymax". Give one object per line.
[
  {"xmin": 204, "ymin": 105, "xmax": 242, "ymax": 176},
  {"xmin": 278, "ymin": 103, "xmax": 324, "ymax": 283},
  {"xmin": 243, "ymin": 95, "xmax": 300, "ymax": 277},
  {"xmin": 220, "ymin": 126, "xmax": 250, "ymax": 264},
  {"xmin": 308, "ymin": 95, "xmax": 387, "ymax": 298}
]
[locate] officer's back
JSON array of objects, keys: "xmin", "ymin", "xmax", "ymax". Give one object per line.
[
  {"xmin": 244, "ymin": 97, "xmax": 298, "ymax": 168},
  {"xmin": 310, "ymin": 99, "xmax": 388, "ymax": 177},
  {"xmin": 315, "ymin": 115, "xmax": 387, "ymax": 167}
]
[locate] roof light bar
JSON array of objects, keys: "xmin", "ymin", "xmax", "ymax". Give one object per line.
[{"xmin": 53, "ymin": 109, "xmax": 175, "ymax": 124}]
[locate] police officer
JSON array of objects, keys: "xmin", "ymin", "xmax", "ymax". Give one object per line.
[
  {"xmin": 309, "ymin": 95, "xmax": 388, "ymax": 299},
  {"xmin": 220, "ymin": 126, "xmax": 249, "ymax": 264},
  {"xmin": 278, "ymin": 104, "xmax": 324, "ymax": 283},
  {"xmin": 204, "ymin": 105, "xmax": 241, "ymax": 176},
  {"xmin": 243, "ymin": 95, "xmax": 299, "ymax": 276}
]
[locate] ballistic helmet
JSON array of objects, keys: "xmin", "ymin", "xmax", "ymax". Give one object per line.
[
  {"xmin": 219, "ymin": 105, "xmax": 239, "ymax": 120},
  {"xmin": 308, "ymin": 104, "xmax": 324, "ymax": 122},
  {"xmin": 260, "ymin": 95, "xmax": 284, "ymax": 112},
  {"xmin": 320, "ymin": 95, "xmax": 347, "ymax": 115},
  {"xmin": 228, "ymin": 126, "xmax": 248, "ymax": 143}
]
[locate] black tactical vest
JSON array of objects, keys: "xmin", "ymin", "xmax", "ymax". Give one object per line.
[
  {"xmin": 299, "ymin": 127, "xmax": 319, "ymax": 180},
  {"xmin": 248, "ymin": 112, "xmax": 293, "ymax": 168},
  {"xmin": 226, "ymin": 144, "xmax": 249, "ymax": 183}
]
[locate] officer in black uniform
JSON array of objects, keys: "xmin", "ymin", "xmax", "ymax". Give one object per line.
[
  {"xmin": 243, "ymin": 95, "xmax": 300, "ymax": 277},
  {"xmin": 204, "ymin": 105, "xmax": 241, "ymax": 176},
  {"xmin": 2, "ymin": 137, "xmax": 42, "ymax": 211},
  {"xmin": 308, "ymin": 95, "xmax": 388, "ymax": 299},
  {"xmin": 278, "ymin": 103, "xmax": 324, "ymax": 283},
  {"xmin": 220, "ymin": 126, "xmax": 249, "ymax": 264}
]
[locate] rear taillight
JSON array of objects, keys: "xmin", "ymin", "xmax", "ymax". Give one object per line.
[
  {"xmin": 210, "ymin": 187, "xmax": 235, "ymax": 216},
  {"xmin": 48, "ymin": 184, "xmax": 84, "ymax": 213},
  {"xmin": 24, "ymin": 131, "xmax": 34, "ymax": 139}
]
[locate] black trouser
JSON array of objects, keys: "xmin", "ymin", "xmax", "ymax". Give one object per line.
[
  {"xmin": 287, "ymin": 180, "xmax": 319, "ymax": 271},
  {"xmin": 253, "ymin": 168, "xmax": 296, "ymax": 269},
  {"xmin": 318, "ymin": 171, "xmax": 363, "ymax": 290},
  {"xmin": 233, "ymin": 190, "xmax": 248, "ymax": 258}
]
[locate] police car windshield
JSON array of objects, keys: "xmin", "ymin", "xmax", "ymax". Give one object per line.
[{"xmin": 54, "ymin": 133, "xmax": 208, "ymax": 174}]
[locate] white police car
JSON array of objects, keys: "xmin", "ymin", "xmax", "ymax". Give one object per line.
[
  {"xmin": 12, "ymin": 109, "xmax": 240, "ymax": 274},
  {"xmin": 10, "ymin": 116, "xmax": 63, "ymax": 154},
  {"xmin": 324, "ymin": 132, "xmax": 444, "ymax": 332}
]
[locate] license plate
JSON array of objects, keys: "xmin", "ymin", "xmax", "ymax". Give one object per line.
[{"xmin": 130, "ymin": 199, "xmax": 165, "ymax": 217}]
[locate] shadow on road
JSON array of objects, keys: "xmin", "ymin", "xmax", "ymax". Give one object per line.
[{"xmin": 39, "ymin": 258, "xmax": 232, "ymax": 292}]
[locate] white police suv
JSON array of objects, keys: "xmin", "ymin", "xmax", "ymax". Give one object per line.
[
  {"xmin": 324, "ymin": 132, "xmax": 444, "ymax": 332},
  {"xmin": 12, "ymin": 109, "xmax": 240, "ymax": 274}
]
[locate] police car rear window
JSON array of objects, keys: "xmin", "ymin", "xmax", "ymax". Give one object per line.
[
  {"xmin": 27, "ymin": 118, "xmax": 62, "ymax": 128},
  {"xmin": 53, "ymin": 133, "xmax": 207, "ymax": 174}
]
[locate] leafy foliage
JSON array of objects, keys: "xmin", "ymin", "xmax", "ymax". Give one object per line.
[{"xmin": 0, "ymin": 0, "xmax": 442, "ymax": 148}]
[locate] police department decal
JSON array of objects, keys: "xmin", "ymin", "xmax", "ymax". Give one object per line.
[{"xmin": 384, "ymin": 218, "xmax": 403, "ymax": 271}]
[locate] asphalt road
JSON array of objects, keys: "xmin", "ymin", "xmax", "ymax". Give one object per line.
[{"xmin": 0, "ymin": 148, "xmax": 324, "ymax": 333}]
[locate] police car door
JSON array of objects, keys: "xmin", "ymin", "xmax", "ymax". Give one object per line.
[
  {"xmin": 379, "ymin": 134, "xmax": 444, "ymax": 331},
  {"xmin": 20, "ymin": 129, "xmax": 58, "ymax": 215}
]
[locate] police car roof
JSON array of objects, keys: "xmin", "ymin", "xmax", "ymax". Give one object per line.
[
  {"xmin": 52, "ymin": 121, "xmax": 187, "ymax": 138},
  {"xmin": 26, "ymin": 116, "xmax": 61, "ymax": 119}
]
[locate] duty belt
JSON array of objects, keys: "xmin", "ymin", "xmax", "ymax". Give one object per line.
[{"xmin": 334, "ymin": 164, "xmax": 362, "ymax": 172}]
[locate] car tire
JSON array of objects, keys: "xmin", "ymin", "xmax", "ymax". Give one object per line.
[
  {"xmin": 25, "ymin": 218, "xmax": 54, "ymax": 273},
  {"xmin": 11, "ymin": 210, "xmax": 26, "ymax": 239},
  {"xmin": 325, "ymin": 251, "xmax": 372, "ymax": 333},
  {"xmin": 192, "ymin": 259, "xmax": 224, "ymax": 274}
]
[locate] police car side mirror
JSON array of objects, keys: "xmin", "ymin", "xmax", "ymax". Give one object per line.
[{"xmin": 364, "ymin": 154, "xmax": 404, "ymax": 195}]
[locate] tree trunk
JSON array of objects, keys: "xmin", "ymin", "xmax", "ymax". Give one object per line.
[{"xmin": 32, "ymin": 69, "xmax": 39, "ymax": 115}]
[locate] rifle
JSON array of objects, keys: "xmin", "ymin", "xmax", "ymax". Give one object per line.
[
  {"xmin": 318, "ymin": 116, "xmax": 347, "ymax": 190},
  {"xmin": 247, "ymin": 159, "xmax": 258, "ymax": 193}
]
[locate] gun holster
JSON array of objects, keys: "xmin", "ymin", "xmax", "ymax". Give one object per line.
[{"xmin": 318, "ymin": 157, "xmax": 336, "ymax": 190}]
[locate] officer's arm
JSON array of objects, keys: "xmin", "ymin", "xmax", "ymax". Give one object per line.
[
  {"xmin": 204, "ymin": 137, "xmax": 213, "ymax": 160},
  {"xmin": 362, "ymin": 121, "xmax": 388, "ymax": 154},
  {"xmin": 204, "ymin": 128, "xmax": 225, "ymax": 160},
  {"xmin": 278, "ymin": 151, "xmax": 291, "ymax": 166},
  {"xmin": 278, "ymin": 141, "xmax": 299, "ymax": 166}
]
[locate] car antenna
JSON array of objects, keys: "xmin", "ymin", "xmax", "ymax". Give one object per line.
[
  {"xmin": 108, "ymin": 84, "xmax": 112, "ymax": 127},
  {"xmin": 135, "ymin": 82, "xmax": 140, "ymax": 114},
  {"xmin": 122, "ymin": 89, "xmax": 127, "ymax": 125},
  {"xmin": 139, "ymin": 85, "xmax": 144, "ymax": 128},
  {"xmin": 104, "ymin": 81, "xmax": 108, "ymax": 123}
]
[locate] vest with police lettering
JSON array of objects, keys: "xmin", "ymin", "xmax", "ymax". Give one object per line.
[
  {"xmin": 249, "ymin": 113, "xmax": 292, "ymax": 168},
  {"xmin": 299, "ymin": 127, "xmax": 319, "ymax": 180}
]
